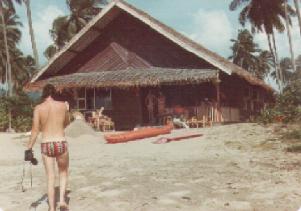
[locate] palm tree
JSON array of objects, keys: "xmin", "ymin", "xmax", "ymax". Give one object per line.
[
  {"xmin": 229, "ymin": 29, "xmax": 259, "ymax": 72},
  {"xmin": 44, "ymin": 44, "xmax": 58, "ymax": 60},
  {"xmin": 0, "ymin": 0, "xmax": 22, "ymax": 97},
  {"xmin": 1, "ymin": 47, "xmax": 35, "ymax": 89},
  {"xmin": 284, "ymin": 0, "xmax": 296, "ymax": 73},
  {"xmin": 0, "ymin": 1, "xmax": 26, "ymax": 132},
  {"xmin": 295, "ymin": 54, "xmax": 301, "ymax": 70},
  {"xmin": 0, "ymin": 4, "xmax": 13, "ymax": 98},
  {"xmin": 23, "ymin": 0, "xmax": 39, "ymax": 67},
  {"xmin": 50, "ymin": 16, "xmax": 71, "ymax": 49},
  {"xmin": 229, "ymin": 0, "xmax": 295, "ymax": 91},
  {"xmin": 271, "ymin": 57, "xmax": 295, "ymax": 86},
  {"xmin": 293, "ymin": 0, "xmax": 301, "ymax": 36},
  {"xmin": 49, "ymin": 0, "xmax": 107, "ymax": 49},
  {"xmin": 0, "ymin": 9, "xmax": 22, "ymax": 83},
  {"xmin": 230, "ymin": 29, "xmax": 272, "ymax": 79},
  {"xmin": 255, "ymin": 50, "xmax": 273, "ymax": 80},
  {"xmin": 3, "ymin": 0, "xmax": 40, "ymax": 68},
  {"xmin": 11, "ymin": 51, "xmax": 36, "ymax": 89}
]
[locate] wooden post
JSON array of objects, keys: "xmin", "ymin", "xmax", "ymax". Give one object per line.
[
  {"xmin": 214, "ymin": 72, "xmax": 222, "ymax": 123},
  {"xmin": 93, "ymin": 88, "xmax": 96, "ymax": 109},
  {"xmin": 216, "ymin": 84, "xmax": 221, "ymax": 123}
]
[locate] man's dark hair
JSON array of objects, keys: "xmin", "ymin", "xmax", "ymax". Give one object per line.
[{"xmin": 41, "ymin": 84, "xmax": 57, "ymax": 99}]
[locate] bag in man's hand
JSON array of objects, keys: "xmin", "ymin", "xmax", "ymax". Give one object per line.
[{"xmin": 24, "ymin": 149, "xmax": 38, "ymax": 165}]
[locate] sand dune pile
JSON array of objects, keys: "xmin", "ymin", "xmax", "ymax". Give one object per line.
[{"xmin": 65, "ymin": 119, "xmax": 97, "ymax": 138}]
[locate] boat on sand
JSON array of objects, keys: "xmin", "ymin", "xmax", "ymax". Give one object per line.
[{"xmin": 105, "ymin": 125, "xmax": 173, "ymax": 144}]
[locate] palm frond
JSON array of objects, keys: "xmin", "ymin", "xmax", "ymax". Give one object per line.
[{"xmin": 229, "ymin": 0, "xmax": 250, "ymax": 11}]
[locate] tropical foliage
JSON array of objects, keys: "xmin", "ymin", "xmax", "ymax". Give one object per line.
[
  {"xmin": 0, "ymin": 93, "xmax": 36, "ymax": 132},
  {"xmin": 44, "ymin": 44, "xmax": 57, "ymax": 60},
  {"xmin": 0, "ymin": 8, "xmax": 21, "ymax": 82},
  {"xmin": 229, "ymin": 0, "xmax": 296, "ymax": 90},
  {"xmin": 257, "ymin": 69, "xmax": 301, "ymax": 124},
  {"xmin": 270, "ymin": 56, "xmax": 301, "ymax": 86},
  {"xmin": 23, "ymin": 0, "xmax": 40, "ymax": 67},
  {"xmin": 294, "ymin": 0, "xmax": 301, "ymax": 36},
  {"xmin": 229, "ymin": 29, "xmax": 273, "ymax": 79},
  {"xmin": 234, "ymin": 0, "xmax": 301, "ymax": 123},
  {"xmin": 0, "ymin": 0, "xmax": 22, "ymax": 12},
  {"xmin": 0, "ymin": 7, "xmax": 36, "ymax": 90},
  {"xmin": 44, "ymin": 0, "xmax": 108, "ymax": 58}
]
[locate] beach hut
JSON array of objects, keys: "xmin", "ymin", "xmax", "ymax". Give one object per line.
[{"xmin": 25, "ymin": 0, "xmax": 274, "ymax": 130}]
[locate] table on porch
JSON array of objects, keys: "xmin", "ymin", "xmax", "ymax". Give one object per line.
[
  {"xmin": 158, "ymin": 104, "xmax": 215, "ymax": 128},
  {"xmin": 83, "ymin": 110, "xmax": 115, "ymax": 132}
]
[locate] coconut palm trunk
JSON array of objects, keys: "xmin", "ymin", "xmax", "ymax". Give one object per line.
[
  {"xmin": 271, "ymin": 30, "xmax": 283, "ymax": 92},
  {"xmin": 24, "ymin": 0, "xmax": 39, "ymax": 67},
  {"xmin": 294, "ymin": 0, "xmax": 301, "ymax": 36},
  {"xmin": 265, "ymin": 31, "xmax": 280, "ymax": 85},
  {"xmin": 0, "ymin": 3, "xmax": 13, "ymax": 131},
  {"xmin": 0, "ymin": 3, "xmax": 12, "ymax": 96},
  {"xmin": 284, "ymin": 0, "xmax": 296, "ymax": 74}
]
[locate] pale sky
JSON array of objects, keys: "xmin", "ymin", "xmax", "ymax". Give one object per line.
[{"xmin": 15, "ymin": 0, "xmax": 301, "ymax": 89}]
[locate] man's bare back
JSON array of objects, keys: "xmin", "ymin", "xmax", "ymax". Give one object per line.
[{"xmin": 37, "ymin": 99, "xmax": 68, "ymax": 141}]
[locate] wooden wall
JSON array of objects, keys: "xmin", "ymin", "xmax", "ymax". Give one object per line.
[
  {"xmin": 111, "ymin": 88, "xmax": 143, "ymax": 130},
  {"xmin": 44, "ymin": 11, "xmax": 215, "ymax": 78},
  {"xmin": 219, "ymin": 73, "xmax": 273, "ymax": 120}
]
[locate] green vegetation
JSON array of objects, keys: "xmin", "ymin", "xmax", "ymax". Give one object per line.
[
  {"xmin": 257, "ymin": 79, "xmax": 301, "ymax": 124},
  {"xmin": 0, "ymin": 92, "xmax": 36, "ymax": 132},
  {"xmin": 44, "ymin": 0, "xmax": 108, "ymax": 59},
  {"xmin": 285, "ymin": 127, "xmax": 301, "ymax": 153},
  {"xmin": 229, "ymin": 29, "xmax": 273, "ymax": 79},
  {"xmin": 229, "ymin": 0, "xmax": 296, "ymax": 90},
  {"xmin": 0, "ymin": 4, "xmax": 36, "ymax": 90}
]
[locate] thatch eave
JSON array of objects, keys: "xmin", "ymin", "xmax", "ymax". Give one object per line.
[{"xmin": 25, "ymin": 68, "xmax": 218, "ymax": 91}]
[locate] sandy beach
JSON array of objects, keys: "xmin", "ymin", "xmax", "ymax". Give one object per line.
[{"xmin": 1, "ymin": 123, "xmax": 301, "ymax": 211}]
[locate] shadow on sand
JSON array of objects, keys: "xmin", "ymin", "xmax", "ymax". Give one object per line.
[{"xmin": 30, "ymin": 187, "xmax": 71, "ymax": 210}]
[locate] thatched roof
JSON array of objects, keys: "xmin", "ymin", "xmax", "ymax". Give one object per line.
[
  {"xmin": 25, "ymin": 68, "xmax": 218, "ymax": 91},
  {"xmin": 29, "ymin": 0, "xmax": 273, "ymax": 92}
]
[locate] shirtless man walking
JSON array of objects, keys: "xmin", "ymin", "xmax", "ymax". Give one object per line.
[{"xmin": 27, "ymin": 84, "xmax": 70, "ymax": 211}]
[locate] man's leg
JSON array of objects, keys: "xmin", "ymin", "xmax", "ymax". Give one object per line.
[
  {"xmin": 56, "ymin": 151, "xmax": 69, "ymax": 207},
  {"xmin": 42, "ymin": 154, "xmax": 56, "ymax": 211}
]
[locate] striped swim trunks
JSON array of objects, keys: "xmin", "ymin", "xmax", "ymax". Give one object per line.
[{"xmin": 41, "ymin": 141, "xmax": 68, "ymax": 157}]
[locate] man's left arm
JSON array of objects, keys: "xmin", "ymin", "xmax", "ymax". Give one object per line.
[{"xmin": 27, "ymin": 107, "xmax": 40, "ymax": 149}]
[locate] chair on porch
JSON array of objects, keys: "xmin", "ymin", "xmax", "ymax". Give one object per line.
[
  {"xmin": 189, "ymin": 102, "xmax": 213, "ymax": 127},
  {"xmin": 98, "ymin": 117, "xmax": 115, "ymax": 132},
  {"xmin": 187, "ymin": 116, "xmax": 206, "ymax": 128},
  {"xmin": 88, "ymin": 107, "xmax": 112, "ymax": 131}
]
